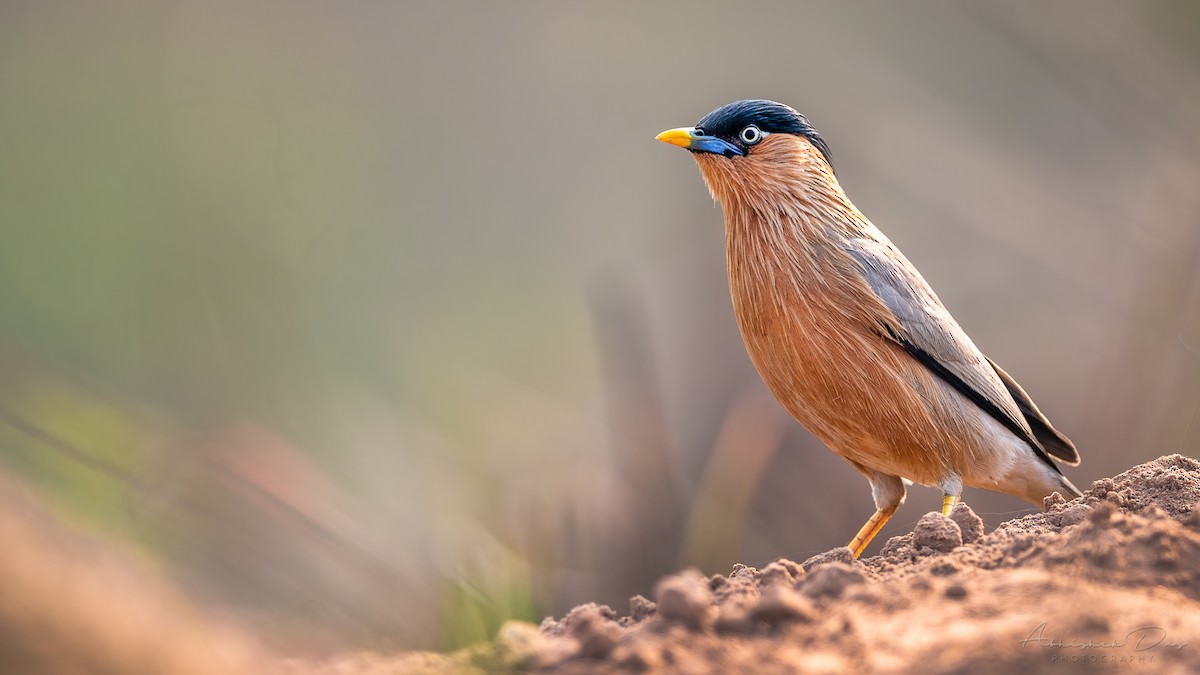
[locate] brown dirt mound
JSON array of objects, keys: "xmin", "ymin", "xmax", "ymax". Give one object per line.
[
  {"xmin": 8, "ymin": 455, "xmax": 1198, "ymax": 674},
  {"xmin": 423, "ymin": 454, "xmax": 1200, "ymax": 674}
]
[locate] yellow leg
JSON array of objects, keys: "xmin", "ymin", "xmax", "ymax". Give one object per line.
[
  {"xmin": 942, "ymin": 494, "xmax": 959, "ymax": 516},
  {"xmin": 847, "ymin": 505, "xmax": 898, "ymax": 558}
]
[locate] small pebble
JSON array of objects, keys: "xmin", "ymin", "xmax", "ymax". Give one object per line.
[
  {"xmin": 1043, "ymin": 492, "xmax": 1067, "ymax": 510},
  {"xmin": 751, "ymin": 584, "xmax": 814, "ymax": 624},
  {"xmin": 1055, "ymin": 503, "xmax": 1092, "ymax": 527},
  {"xmin": 950, "ymin": 503, "xmax": 985, "ymax": 544},
  {"xmin": 913, "ymin": 512, "xmax": 963, "ymax": 553},
  {"xmin": 629, "ymin": 594, "xmax": 656, "ymax": 623},
  {"xmin": 800, "ymin": 562, "xmax": 865, "ymax": 600},
  {"xmin": 761, "ymin": 560, "xmax": 805, "ymax": 587},
  {"xmin": 654, "ymin": 569, "xmax": 715, "ymax": 631},
  {"xmin": 801, "ymin": 546, "xmax": 855, "ymax": 572}
]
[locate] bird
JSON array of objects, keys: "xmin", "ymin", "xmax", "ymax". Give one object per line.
[{"xmin": 656, "ymin": 99, "xmax": 1081, "ymax": 557}]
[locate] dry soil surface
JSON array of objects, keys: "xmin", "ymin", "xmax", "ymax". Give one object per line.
[
  {"xmin": 336, "ymin": 454, "xmax": 1200, "ymax": 674},
  {"xmin": 5, "ymin": 455, "xmax": 1200, "ymax": 674}
]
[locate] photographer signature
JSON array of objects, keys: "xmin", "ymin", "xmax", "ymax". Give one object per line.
[{"xmin": 1020, "ymin": 623, "xmax": 1187, "ymax": 651}]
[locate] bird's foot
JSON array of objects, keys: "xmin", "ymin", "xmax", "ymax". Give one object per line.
[{"xmin": 847, "ymin": 505, "xmax": 898, "ymax": 558}]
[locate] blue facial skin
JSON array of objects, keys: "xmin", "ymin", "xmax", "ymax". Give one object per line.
[{"xmin": 686, "ymin": 129, "xmax": 745, "ymax": 157}]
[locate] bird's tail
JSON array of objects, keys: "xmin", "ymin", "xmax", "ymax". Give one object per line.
[{"xmin": 1057, "ymin": 474, "xmax": 1083, "ymax": 500}]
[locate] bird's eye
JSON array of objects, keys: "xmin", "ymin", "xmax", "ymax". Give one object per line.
[{"xmin": 739, "ymin": 125, "xmax": 763, "ymax": 145}]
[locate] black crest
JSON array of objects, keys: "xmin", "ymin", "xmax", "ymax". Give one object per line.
[{"xmin": 696, "ymin": 99, "xmax": 833, "ymax": 169}]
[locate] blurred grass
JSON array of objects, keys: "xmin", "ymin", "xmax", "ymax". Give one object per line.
[
  {"xmin": 0, "ymin": 371, "xmax": 151, "ymax": 539},
  {"xmin": 0, "ymin": 0, "xmax": 1197, "ymax": 654}
]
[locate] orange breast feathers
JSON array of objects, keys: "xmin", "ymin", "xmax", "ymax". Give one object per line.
[{"xmin": 695, "ymin": 135, "xmax": 989, "ymax": 484}]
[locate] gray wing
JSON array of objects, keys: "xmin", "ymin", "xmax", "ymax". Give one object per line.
[{"xmin": 843, "ymin": 234, "xmax": 1064, "ymax": 470}]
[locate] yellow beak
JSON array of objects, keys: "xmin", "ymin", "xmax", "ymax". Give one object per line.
[
  {"xmin": 655, "ymin": 127, "xmax": 697, "ymax": 149},
  {"xmin": 655, "ymin": 126, "xmax": 745, "ymax": 157}
]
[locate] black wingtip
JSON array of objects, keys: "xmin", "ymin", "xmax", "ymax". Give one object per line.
[
  {"xmin": 1029, "ymin": 418, "xmax": 1081, "ymax": 466},
  {"xmin": 986, "ymin": 357, "xmax": 1080, "ymax": 466},
  {"xmin": 881, "ymin": 325, "xmax": 1064, "ymax": 475}
]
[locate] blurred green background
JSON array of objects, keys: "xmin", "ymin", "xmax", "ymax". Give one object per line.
[{"xmin": 1, "ymin": 0, "xmax": 1198, "ymax": 655}]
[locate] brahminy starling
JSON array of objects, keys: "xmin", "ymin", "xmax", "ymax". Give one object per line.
[{"xmin": 656, "ymin": 100, "xmax": 1081, "ymax": 557}]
